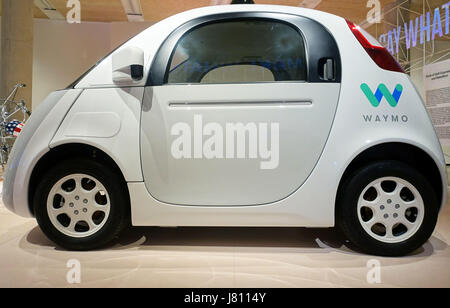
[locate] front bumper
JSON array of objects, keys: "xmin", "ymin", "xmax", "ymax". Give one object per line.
[{"xmin": 2, "ymin": 89, "xmax": 82, "ymax": 217}]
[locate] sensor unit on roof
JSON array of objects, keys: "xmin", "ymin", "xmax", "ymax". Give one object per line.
[{"xmin": 231, "ymin": 0, "xmax": 255, "ymax": 4}]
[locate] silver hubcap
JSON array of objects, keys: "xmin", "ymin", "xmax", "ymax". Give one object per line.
[
  {"xmin": 357, "ymin": 177, "xmax": 424, "ymax": 243},
  {"xmin": 47, "ymin": 174, "xmax": 111, "ymax": 238}
]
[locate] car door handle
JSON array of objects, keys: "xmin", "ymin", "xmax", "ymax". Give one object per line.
[{"xmin": 319, "ymin": 58, "xmax": 335, "ymax": 81}]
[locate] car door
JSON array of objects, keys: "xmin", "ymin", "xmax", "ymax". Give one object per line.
[{"xmin": 141, "ymin": 12, "xmax": 341, "ymax": 206}]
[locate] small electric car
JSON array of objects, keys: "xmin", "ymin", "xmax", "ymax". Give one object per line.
[{"xmin": 3, "ymin": 4, "xmax": 447, "ymax": 256}]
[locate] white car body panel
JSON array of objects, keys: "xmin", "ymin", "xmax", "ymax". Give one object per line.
[
  {"xmin": 50, "ymin": 87, "xmax": 144, "ymax": 182},
  {"xmin": 130, "ymin": 72, "xmax": 446, "ymax": 227},
  {"xmin": 141, "ymin": 83, "xmax": 340, "ymax": 206},
  {"xmin": 2, "ymin": 4, "xmax": 446, "ymax": 230}
]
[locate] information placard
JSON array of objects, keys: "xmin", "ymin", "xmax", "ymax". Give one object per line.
[{"xmin": 424, "ymin": 59, "xmax": 450, "ymax": 164}]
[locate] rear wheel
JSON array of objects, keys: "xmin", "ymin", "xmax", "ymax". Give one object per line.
[
  {"xmin": 337, "ymin": 160, "xmax": 439, "ymax": 256},
  {"xmin": 34, "ymin": 158, "xmax": 129, "ymax": 250}
]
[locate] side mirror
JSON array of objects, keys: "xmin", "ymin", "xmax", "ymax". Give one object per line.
[{"xmin": 112, "ymin": 46, "xmax": 145, "ymax": 84}]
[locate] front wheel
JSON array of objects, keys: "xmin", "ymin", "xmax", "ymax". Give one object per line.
[
  {"xmin": 337, "ymin": 160, "xmax": 439, "ymax": 256},
  {"xmin": 34, "ymin": 158, "xmax": 129, "ymax": 250}
]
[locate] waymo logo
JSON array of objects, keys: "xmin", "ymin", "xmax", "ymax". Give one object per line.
[
  {"xmin": 171, "ymin": 115, "xmax": 279, "ymax": 170},
  {"xmin": 361, "ymin": 83, "xmax": 403, "ymax": 107}
]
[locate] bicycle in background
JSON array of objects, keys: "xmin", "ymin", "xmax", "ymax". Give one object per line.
[{"xmin": 0, "ymin": 83, "xmax": 31, "ymax": 169}]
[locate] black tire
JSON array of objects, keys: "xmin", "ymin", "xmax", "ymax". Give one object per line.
[
  {"xmin": 34, "ymin": 158, "xmax": 130, "ymax": 251},
  {"xmin": 337, "ymin": 160, "xmax": 439, "ymax": 257}
]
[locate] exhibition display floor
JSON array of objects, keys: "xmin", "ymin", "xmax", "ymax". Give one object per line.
[{"xmin": 0, "ymin": 182, "xmax": 449, "ymax": 288}]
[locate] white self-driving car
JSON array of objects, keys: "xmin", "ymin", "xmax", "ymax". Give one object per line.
[{"xmin": 3, "ymin": 4, "xmax": 447, "ymax": 256}]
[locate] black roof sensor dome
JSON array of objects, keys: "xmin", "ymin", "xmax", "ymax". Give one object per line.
[{"xmin": 231, "ymin": 0, "xmax": 255, "ymax": 4}]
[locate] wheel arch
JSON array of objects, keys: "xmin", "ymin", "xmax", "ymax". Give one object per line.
[
  {"xmin": 28, "ymin": 143, "xmax": 130, "ymax": 216},
  {"xmin": 336, "ymin": 142, "xmax": 445, "ymax": 212}
]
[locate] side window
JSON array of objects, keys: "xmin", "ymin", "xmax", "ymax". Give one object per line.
[{"xmin": 167, "ymin": 20, "xmax": 307, "ymax": 84}]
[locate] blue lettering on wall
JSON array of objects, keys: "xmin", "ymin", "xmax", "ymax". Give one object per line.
[{"xmin": 379, "ymin": 2, "xmax": 449, "ymax": 56}]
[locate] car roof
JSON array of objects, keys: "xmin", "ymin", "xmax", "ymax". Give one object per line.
[
  {"xmin": 73, "ymin": 4, "xmax": 346, "ymax": 89},
  {"xmin": 160, "ymin": 4, "xmax": 343, "ymax": 26}
]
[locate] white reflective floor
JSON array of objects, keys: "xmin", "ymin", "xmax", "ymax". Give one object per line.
[{"xmin": 0, "ymin": 182, "xmax": 449, "ymax": 288}]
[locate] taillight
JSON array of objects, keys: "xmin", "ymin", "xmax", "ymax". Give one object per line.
[{"xmin": 346, "ymin": 20, "xmax": 405, "ymax": 73}]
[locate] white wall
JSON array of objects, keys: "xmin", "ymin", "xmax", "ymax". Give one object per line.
[
  {"xmin": 0, "ymin": 17, "xmax": 152, "ymax": 108},
  {"xmin": 32, "ymin": 19, "xmax": 153, "ymax": 108},
  {"xmin": 109, "ymin": 21, "xmax": 152, "ymax": 50},
  {"xmin": 33, "ymin": 20, "xmax": 111, "ymax": 107}
]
